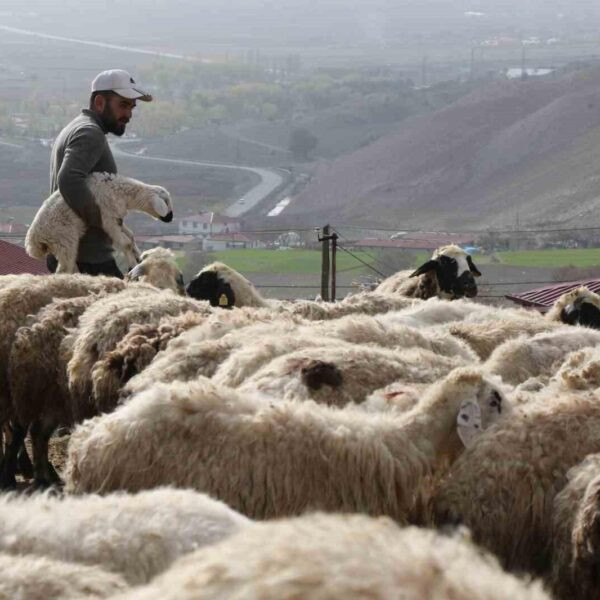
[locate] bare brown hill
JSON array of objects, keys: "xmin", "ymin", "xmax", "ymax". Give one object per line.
[{"xmin": 285, "ymin": 67, "xmax": 600, "ymax": 230}]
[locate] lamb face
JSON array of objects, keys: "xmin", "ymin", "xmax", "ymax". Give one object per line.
[
  {"xmin": 149, "ymin": 185, "xmax": 174, "ymax": 222},
  {"xmin": 455, "ymin": 374, "xmax": 507, "ymax": 449}
]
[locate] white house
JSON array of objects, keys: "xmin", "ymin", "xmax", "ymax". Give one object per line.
[{"xmin": 178, "ymin": 212, "xmax": 241, "ymax": 237}]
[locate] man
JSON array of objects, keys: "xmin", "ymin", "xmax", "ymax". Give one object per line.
[{"xmin": 47, "ymin": 69, "xmax": 153, "ymax": 277}]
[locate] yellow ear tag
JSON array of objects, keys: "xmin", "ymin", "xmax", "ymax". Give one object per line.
[{"xmin": 219, "ymin": 293, "xmax": 229, "ymax": 307}]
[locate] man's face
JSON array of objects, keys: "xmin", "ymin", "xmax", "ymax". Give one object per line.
[{"xmin": 97, "ymin": 94, "xmax": 136, "ymax": 136}]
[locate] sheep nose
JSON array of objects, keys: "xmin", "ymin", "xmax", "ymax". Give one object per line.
[{"xmin": 160, "ymin": 211, "xmax": 174, "ymax": 223}]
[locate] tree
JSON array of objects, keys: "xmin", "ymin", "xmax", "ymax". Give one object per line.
[{"xmin": 289, "ymin": 127, "xmax": 318, "ymax": 161}]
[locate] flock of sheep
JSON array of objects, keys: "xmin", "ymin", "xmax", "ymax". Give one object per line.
[{"xmin": 1, "ymin": 240, "xmax": 600, "ymax": 599}]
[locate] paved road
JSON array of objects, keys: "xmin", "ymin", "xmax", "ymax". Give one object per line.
[{"xmin": 111, "ymin": 140, "xmax": 284, "ymax": 217}]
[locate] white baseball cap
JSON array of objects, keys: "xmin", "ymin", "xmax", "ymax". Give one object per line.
[{"xmin": 91, "ymin": 69, "xmax": 153, "ymax": 102}]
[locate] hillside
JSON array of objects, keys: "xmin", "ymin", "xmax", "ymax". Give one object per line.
[{"xmin": 283, "ymin": 66, "xmax": 600, "ymax": 230}]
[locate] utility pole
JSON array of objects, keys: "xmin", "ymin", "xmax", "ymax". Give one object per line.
[
  {"xmin": 331, "ymin": 231, "xmax": 338, "ymax": 302},
  {"xmin": 319, "ymin": 225, "xmax": 331, "ymax": 302},
  {"xmin": 318, "ymin": 225, "xmax": 339, "ymax": 302}
]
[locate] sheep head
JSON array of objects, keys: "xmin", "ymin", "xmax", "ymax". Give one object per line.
[
  {"xmin": 558, "ymin": 287, "xmax": 600, "ymax": 330},
  {"xmin": 421, "ymin": 368, "xmax": 510, "ymax": 455},
  {"xmin": 126, "ymin": 247, "xmax": 185, "ymax": 295},
  {"xmin": 410, "ymin": 245, "xmax": 481, "ymax": 300},
  {"xmin": 186, "ymin": 266, "xmax": 235, "ymax": 308},
  {"xmin": 148, "ymin": 185, "xmax": 174, "ymax": 222}
]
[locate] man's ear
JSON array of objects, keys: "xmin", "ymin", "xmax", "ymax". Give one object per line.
[{"xmin": 93, "ymin": 94, "xmax": 106, "ymax": 112}]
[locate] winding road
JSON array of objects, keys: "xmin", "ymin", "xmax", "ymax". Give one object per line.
[{"xmin": 111, "ymin": 140, "xmax": 285, "ymax": 217}]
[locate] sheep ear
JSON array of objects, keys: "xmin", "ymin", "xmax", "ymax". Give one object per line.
[
  {"xmin": 467, "ymin": 256, "xmax": 482, "ymax": 277},
  {"xmin": 127, "ymin": 263, "xmax": 145, "ymax": 281},
  {"xmin": 410, "ymin": 260, "xmax": 440, "ymax": 278},
  {"xmin": 456, "ymin": 400, "xmax": 482, "ymax": 448}
]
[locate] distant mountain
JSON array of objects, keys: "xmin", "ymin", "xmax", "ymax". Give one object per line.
[{"xmin": 284, "ymin": 66, "xmax": 600, "ymax": 230}]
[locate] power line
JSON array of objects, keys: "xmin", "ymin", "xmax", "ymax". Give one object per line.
[
  {"xmin": 331, "ymin": 226, "xmax": 399, "ymax": 275},
  {"xmin": 336, "ymin": 242, "xmax": 387, "ymax": 278},
  {"xmin": 334, "ymin": 224, "xmax": 600, "ymax": 235}
]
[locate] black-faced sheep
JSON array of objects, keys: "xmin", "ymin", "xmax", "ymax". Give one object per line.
[
  {"xmin": 376, "ymin": 245, "xmax": 482, "ymax": 300},
  {"xmin": 65, "ymin": 368, "xmax": 509, "ymax": 521},
  {"xmin": 546, "ymin": 286, "xmax": 600, "ymax": 329},
  {"xmin": 110, "ymin": 513, "xmax": 549, "ymax": 600},
  {"xmin": 185, "ymin": 261, "xmax": 267, "ymax": 308},
  {"xmin": 26, "ymin": 172, "xmax": 174, "ymax": 273}
]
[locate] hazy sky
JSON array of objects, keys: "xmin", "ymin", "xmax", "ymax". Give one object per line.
[{"xmin": 3, "ymin": 0, "xmax": 600, "ymax": 52}]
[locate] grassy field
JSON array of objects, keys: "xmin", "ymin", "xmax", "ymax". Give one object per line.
[
  {"xmin": 212, "ymin": 249, "xmax": 376, "ymax": 274},
  {"xmin": 495, "ymin": 248, "xmax": 600, "ymax": 268}
]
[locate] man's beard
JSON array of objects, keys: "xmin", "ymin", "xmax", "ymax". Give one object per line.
[{"xmin": 100, "ymin": 105, "xmax": 128, "ymax": 136}]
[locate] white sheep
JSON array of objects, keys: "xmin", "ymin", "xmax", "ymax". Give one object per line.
[
  {"xmin": 237, "ymin": 345, "xmax": 473, "ymax": 406},
  {"xmin": 551, "ymin": 453, "xmax": 600, "ymax": 600},
  {"xmin": 554, "ymin": 345, "xmax": 600, "ymax": 391},
  {"xmin": 120, "ymin": 312, "xmax": 475, "ymax": 403},
  {"xmin": 0, "ymin": 487, "xmax": 249, "ymax": 585},
  {"xmin": 125, "ymin": 247, "xmax": 185, "ymax": 295},
  {"xmin": 484, "ymin": 327, "xmax": 600, "ymax": 386},
  {"xmin": 66, "ymin": 286, "xmax": 209, "ymax": 416},
  {"xmin": 110, "ymin": 513, "xmax": 550, "ymax": 600},
  {"xmin": 0, "ymin": 274, "xmax": 126, "ymax": 487},
  {"xmin": 65, "ymin": 368, "xmax": 509, "ymax": 521},
  {"xmin": 433, "ymin": 389, "xmax": 600, "ymax": 576},
  {"xmin": 440, "ymin": 309, "xmax": 557, "ymax": 360},
  {"xmin": 0, "ymin": 552, "xmax": 128, "ymax": 599},
  {"xmin": 26, "ymin": 172, "xmax": 174, "ymax": 273}
]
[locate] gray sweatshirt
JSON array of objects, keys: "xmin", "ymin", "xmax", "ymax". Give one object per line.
[{"xmin": 50, "ymin": 109, "xmax": 117, "ymax": 264}]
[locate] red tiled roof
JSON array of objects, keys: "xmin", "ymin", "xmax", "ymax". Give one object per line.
[
  {"xmin": 506, "ymin": 279, "xmax": 600, "ymax": 308},
  {"xmin": 0, "ymin": 240, "xmax": 49, "ymax": 275}
]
